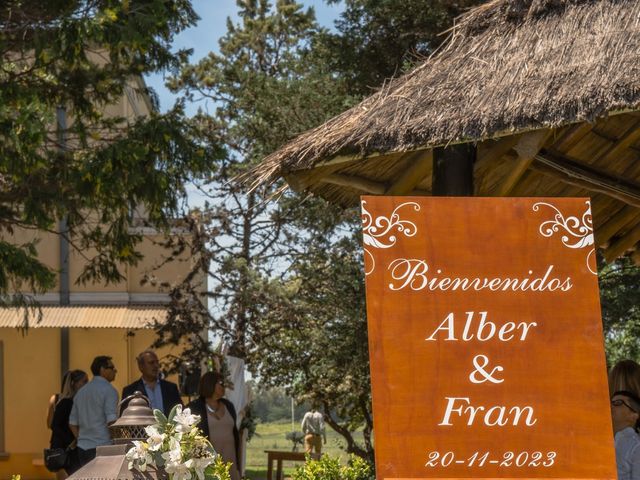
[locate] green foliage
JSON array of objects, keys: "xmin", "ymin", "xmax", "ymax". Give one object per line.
[
  {"xmin": 247, "ymin": 208, "xmax": 373, "ymax": 460},
  {"xmin": 244, "ymin": 420, "xmax": 351, "ymax": 475},
  {"xmin": 599, "ymin": 255, "xmax": 640, "ymax": 364},
  {"xmin": 160, "ymin": 0, "xmax": 492, "ymax": 468},
  {"xmin": 157, "ymin": 0, "xmax": 356, "ymax": 364},
  {"xmin": 205, "ymin": 457, "xmax": 232, "ymax": 480},
  {"xmin": 250, "ymin": 385, "xmax": 309, "ymax": 423},
  {"xmin": 239, "ymin": 400, "xmax": 258, "ymax": 442},
  {"xmin": 170, "ymin": 0, "xmax": 353, "ymax": 164},
  {"xmin": 291, "ymin": 454, "xmax": 372, "ymax": 480},
  {"xmin": 0, "ymin": 0, "xmax": 221, "ymax": 312},
  {"xmin": 318, "ymin": 0, "xmax": 485, "ymax": 95}
]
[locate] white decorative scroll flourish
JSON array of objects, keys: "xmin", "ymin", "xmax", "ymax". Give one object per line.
[
  {"xmin": 361, "ymin": 200, "xmax": 420, "ymax": 275},
  {"xmin": 532, "ymin": 200, "xmax": 596, "ymax": 275}
]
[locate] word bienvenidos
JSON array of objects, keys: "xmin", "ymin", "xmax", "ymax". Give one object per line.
[{"xmin": 388, "ymin": 262, "xmax": 572, "ymax": 292}]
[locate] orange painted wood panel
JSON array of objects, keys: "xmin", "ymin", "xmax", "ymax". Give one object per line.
[{"xmin": 361, "ymin": 196, "xmax": 616, "ymax": 480}]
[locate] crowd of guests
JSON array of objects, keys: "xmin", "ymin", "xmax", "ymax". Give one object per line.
[
  {"xmin": 47, "ymin": 353, "xmax": 640, "ymax": 479},
  {"xmin": 46, "ymin": 350, "xmax": 240, "ymax": 480}
]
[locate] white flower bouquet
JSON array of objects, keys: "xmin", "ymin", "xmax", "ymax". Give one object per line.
[{"xmin": 126, "ymin": 405, "xmax": 231, "ymax": 480}]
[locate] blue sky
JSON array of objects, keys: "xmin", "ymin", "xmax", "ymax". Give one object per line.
[{"xmin": 145, "ymin": 0, "xmax": 344, "ymax": 113}]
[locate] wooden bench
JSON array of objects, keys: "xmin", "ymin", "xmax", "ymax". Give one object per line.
[{"xmin": 264, "ymin": 450, "xmax": 321, "ymax": 480}]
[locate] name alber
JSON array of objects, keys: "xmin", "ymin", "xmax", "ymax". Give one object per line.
[{"xmin": 426, "ymin": 311, "xmax": 538, "ymax": 427}]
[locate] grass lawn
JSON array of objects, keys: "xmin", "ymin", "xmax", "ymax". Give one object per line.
[{"xmin": 243, "ymin": 420, "xmax": 352, "ymax": 480}]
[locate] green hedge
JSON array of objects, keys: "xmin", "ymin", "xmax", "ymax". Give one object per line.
[{"xmin": 292, "ymin": 455, "xmax": 372, "ymax": 480}]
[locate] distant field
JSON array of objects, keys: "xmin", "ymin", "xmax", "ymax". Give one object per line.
[{"xmin": 243, "ymin": 420, "xmax": 353, "ymax": 480}]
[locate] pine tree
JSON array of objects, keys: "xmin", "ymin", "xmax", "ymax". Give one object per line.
[{"xmin": 0, "ymin": 0, "xmax": 221, "ymax": 308}]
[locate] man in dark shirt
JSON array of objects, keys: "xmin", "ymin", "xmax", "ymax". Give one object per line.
[{"xmin": 120, "ymin": 350, "xmax": 182, "ymax": 417}]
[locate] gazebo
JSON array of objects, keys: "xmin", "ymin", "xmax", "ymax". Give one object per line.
[{"xmin": 252, "ymin": 0, "xmax": 640, "ymax": 263}]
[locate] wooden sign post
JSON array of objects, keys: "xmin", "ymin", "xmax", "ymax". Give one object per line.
[{"xmin": 361, "ymin": 196, "xmax": 616, "ymax": 480}]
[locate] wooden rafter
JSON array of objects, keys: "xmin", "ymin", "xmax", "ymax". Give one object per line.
[
  {"xmin": 530, "ymin": 151, "xmax": 640, "ymax": 208},
  {"xmin": 321, "ymin": 173, "xmax": 386, "ymax": 194},
  {"xmin": 604, "ymin": 223, "xmax": 640, "ymax": 262},
  {"xmin": 595, "ymin": 205, "xmax": 640, "ymax": 247},
  {"xmin": 551, "ymin": 122, "xmax": 594, "ymax": 152},
  {"xmin": 284, "ymin": 159, "xmax": 364, "ymax": 192},
  {"xmin": 494, "ymin": 130, "xmax": 553, "ymax": 196},
  {"xmin": 476, "ymin": 135, "xmax": 521, "ymax": 168},
  {"xmin": 385, "ymin": 150, "xmax": 433, "ymax": 195},
  {"xmin": 595, "ymin": 120, "xmax": 640, "ymax": 164}
]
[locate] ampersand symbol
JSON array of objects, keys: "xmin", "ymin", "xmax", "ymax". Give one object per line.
[{"xmin": 469, "ymin": 354, "xmax": 504, "ymax": 384}]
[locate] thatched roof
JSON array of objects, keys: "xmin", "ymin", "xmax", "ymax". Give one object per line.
[
  {"xmin": 254, "ymin": 0, "xmax": 640, "ymax": 183},
  {"xmin": 250, "ymin": 0, "xmax": 640, "ymax": 262}
]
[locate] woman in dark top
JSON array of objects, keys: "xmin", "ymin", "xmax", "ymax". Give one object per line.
[
  {"xmin": 187, "ymin": 371, "xmax": 240, "ymax": 480},
  {"xmin": 50, "ymin": 369, "xmax": 88, "ymax": 478},
  {"xmin": 47, "ymin": 371, "xmax": 70, "ymax": 430}
]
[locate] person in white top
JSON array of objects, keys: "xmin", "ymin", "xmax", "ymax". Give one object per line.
[
  {"xmin": 301, "ymin": 405, "xmax": 326, "ymax": 454},
  {"xmin": 612, "ymin": 390, "xmax": 640, "ymax": 480}
]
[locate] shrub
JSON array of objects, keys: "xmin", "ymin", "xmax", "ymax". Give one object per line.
[{"xmin": 292, "ymin": 454, "xmax": 372, "ymax": 480}]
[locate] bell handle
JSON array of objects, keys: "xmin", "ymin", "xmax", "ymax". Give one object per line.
[{"xmin": 119, "ymin": 390, "xmax": 151, "ymax": 408}]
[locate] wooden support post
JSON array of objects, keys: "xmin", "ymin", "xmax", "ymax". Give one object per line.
[{"xmin": 432, "ymin": 144, "xmax": 475, "ymax": 196}]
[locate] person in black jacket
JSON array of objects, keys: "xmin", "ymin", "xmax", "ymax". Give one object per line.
[
  {"xmin": 120, "ymin": 350, "xmax": 182, "ymax": 417},
  {"xmin": 49, "ymin": 369, "xmax": 88, "ymax": 478},
  {"xmin": 187, "ymin": 371, "xmax": 240, "ymax": 480}
]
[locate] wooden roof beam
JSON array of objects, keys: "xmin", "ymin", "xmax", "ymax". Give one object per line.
[
  {"xmin": 604, "ymin": 223, "xmax": 640, "ymax": 263},
  {"xmin": 597, "ymin": 119, "xmax": 640, "ymax": 164},
  {"xmin": 494, "ymin": 130, "xmax": 553, "ymax": 196},
  {"xmin": 550, "ymin": 122, "xmax": 594, "ymax": 152},
  {"xmin": 530, "ymin": 151, "xmax": 640, "ymax": 208},
  {"xmin": 475, "ymin": 135, "xmax": 521, "ymax": 169},
  {"xmin": 385, "ymin": 150, "xmax": 433, "ymax": 195},
  {"xmin": 320, "ymin": 173, "xmax": 386, "ymax": 195},
  {"xmin": 284, "ymin": 158, "xmax": 367, "ymax": 192},
  {"xmin": 595, "ymin": 205, "xmax": 640, "ymax": 247}
]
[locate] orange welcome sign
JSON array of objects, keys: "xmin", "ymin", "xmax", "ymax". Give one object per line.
[{"xmin": 361, "ymin": 196, "xmax": 616, "ymax": 480}]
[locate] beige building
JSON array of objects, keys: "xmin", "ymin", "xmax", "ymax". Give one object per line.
[{"xmin": 0, "ymin": 79, "xmax": 198, "ymax": 479}]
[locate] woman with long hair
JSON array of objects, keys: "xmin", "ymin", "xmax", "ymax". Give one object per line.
[
  {"xmin": 187, "ymin": 371, "xmax": 240, "ymax": 480},
  {"xmin": 47, "ymin": 371, "xmax": 71, "ymax": 429},
  {"xmin": 49, "ymin": 369, "xmax": 88, "ymax": 479}
]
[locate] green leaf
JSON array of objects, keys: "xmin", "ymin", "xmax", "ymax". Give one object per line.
[
  {"xmin": 167, "ymin": 403, "xmax": 180, "ymax": 424},
  {"xmin": 153, "ymin": 408, "xmax": 168, "ymax": 427}
]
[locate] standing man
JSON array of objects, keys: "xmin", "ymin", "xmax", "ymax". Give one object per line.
[
  {"xmin": 301, "ymin": 404, "xmax": 326, "ymax": 454},
  {"xmin": 69, "ymin": 356, "xmax": 119, "ymax": 468},
  {"xmin": 120, "ymin": 350, "xmax": 182, "ymax": 416}
]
